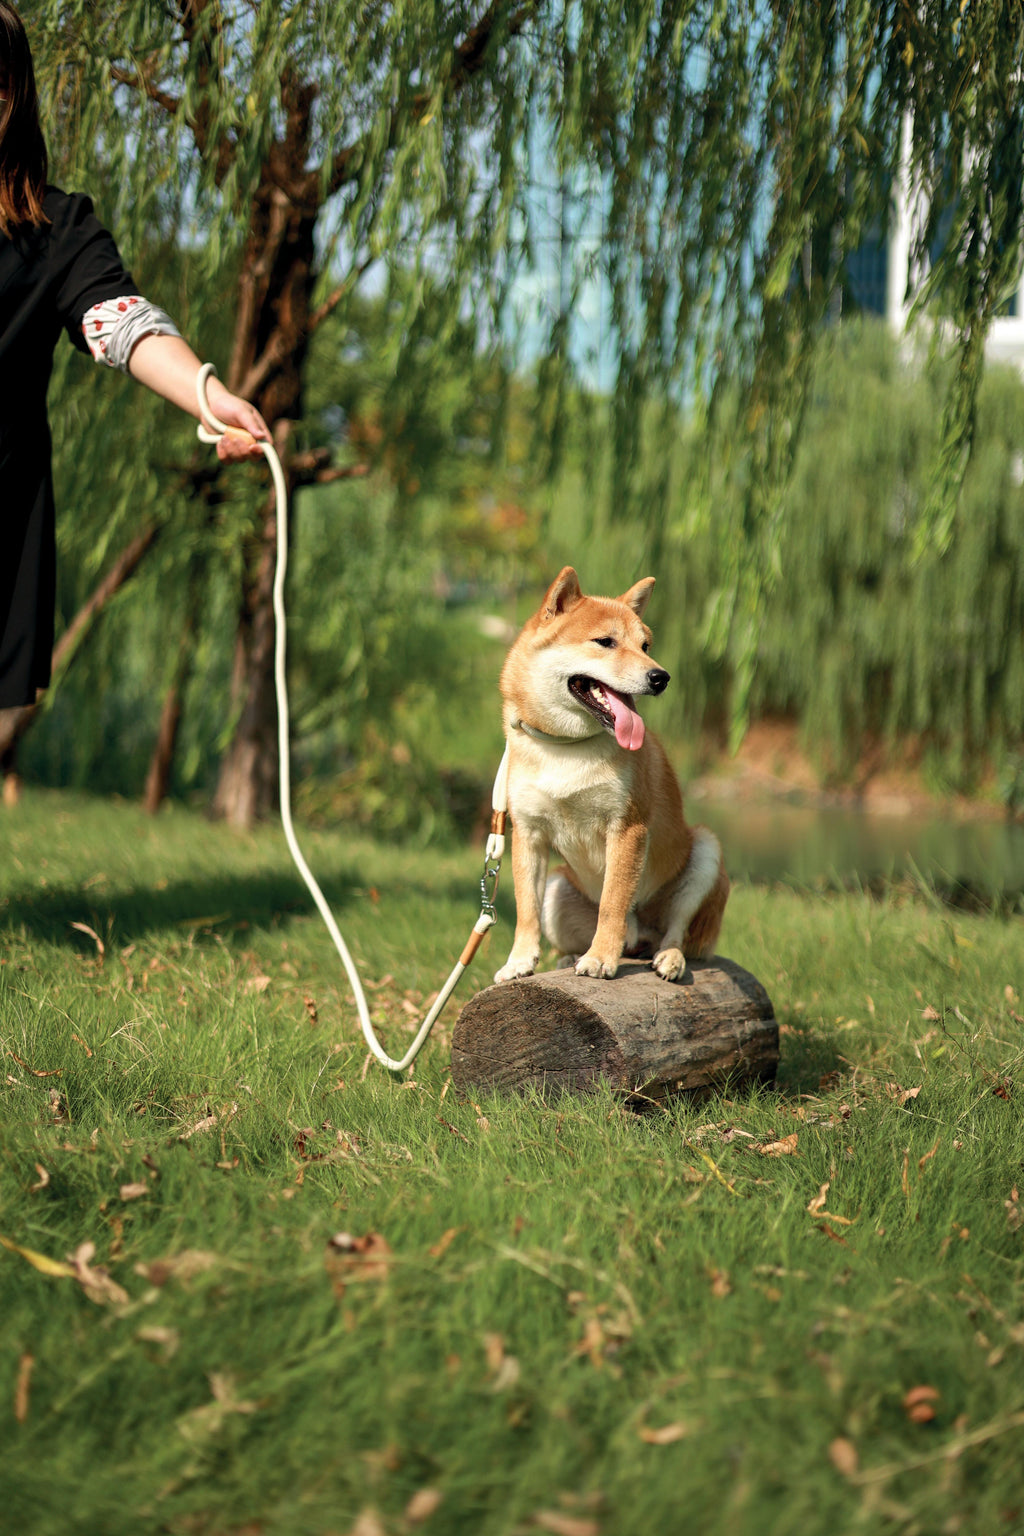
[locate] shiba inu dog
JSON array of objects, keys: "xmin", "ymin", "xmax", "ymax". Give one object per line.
[{"xmin": 494, "ymin": 567, "xmax": 729, "ymax": 985}]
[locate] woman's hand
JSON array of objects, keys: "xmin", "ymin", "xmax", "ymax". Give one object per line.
[{"xmin": 204, "ymin": 379, "xmax": 271, "ymax": 462}]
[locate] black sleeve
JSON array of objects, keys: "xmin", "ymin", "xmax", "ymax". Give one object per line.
[{"xmin": 49, "ymin": 192, "xmax": 142, "ymax": 354}]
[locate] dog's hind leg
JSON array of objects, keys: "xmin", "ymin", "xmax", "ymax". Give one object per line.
[
  {"xmin": 652, "ymin": 827, "xmax": 728, "ymax": 981},
  {"xmin": 543, "ymin": 870, "xmax": 644, "ymax": 966},
  {"xmin": 541, "ymin": 869, "xmax": 598, "ymax": 959}
]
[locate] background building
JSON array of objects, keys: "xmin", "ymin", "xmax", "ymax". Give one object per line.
[{"xmin": 846, "ymin": 115, "xmax": 1024, "ymax": 373}]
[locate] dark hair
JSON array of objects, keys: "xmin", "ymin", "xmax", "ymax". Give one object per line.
[{"xmin": 0, "ymin": 1, "xmax": 48, "ymax": 235}]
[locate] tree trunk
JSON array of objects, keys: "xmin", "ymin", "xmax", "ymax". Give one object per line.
[
  {"xmin": 210, "ymin": 477, "xmax": 285, "ymax": 826},
  {"xmin": 450, "ymin": 958, "xmax": 779, "ymax": 1098},
  {"xmin": 143, "ymin": 537, "xmax": 212, "ymax": 815},
  {"xmin": 210, "ymin": 198, "xmax": 317, "ymax": 829},
  {"xmin": 143, "ymin": 678, "xmax": 184, "ymax": 816}
]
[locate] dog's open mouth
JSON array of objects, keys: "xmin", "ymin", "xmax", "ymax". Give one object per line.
[{"xmin": 568, "ymin": 676, "xmax": 646, "ymax": 751}]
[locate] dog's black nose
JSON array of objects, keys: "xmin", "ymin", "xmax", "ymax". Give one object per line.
[{"xmin": 647, "ymin": 668, "xmax": 670, "ymax": 694}]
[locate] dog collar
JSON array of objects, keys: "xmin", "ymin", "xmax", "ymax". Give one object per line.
[{"xmin": 511, "ymin": 718, "xmax": 603, "ymax": 745}]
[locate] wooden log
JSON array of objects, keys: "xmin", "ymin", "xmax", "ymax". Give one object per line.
[{"xmin": 451, "ymin": 957, "xmax": 778, "ymax": 1099}]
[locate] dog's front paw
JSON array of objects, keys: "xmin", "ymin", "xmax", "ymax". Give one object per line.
[
  {"xmin": 653, "ymin": 947, "xmax": 689, "ymax": 982},
  {"xmin": 494, "ymin": 955, "xmax": 538, "ymax": 984},
  {"xmin": 575, "ymin": 950, "xmax": 620, "ymax": 979}
]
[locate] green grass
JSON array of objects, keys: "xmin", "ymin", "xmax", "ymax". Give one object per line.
[{"xmin": 2, "ymin": 790, "xmax": 1023, "ymax": 1536}]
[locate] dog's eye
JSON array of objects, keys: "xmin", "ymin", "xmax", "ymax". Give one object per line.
[
  {"xmin": 642, "ymin": 642, "xmax": 650, "ymax": 654},
  {"xmin": 592, "ymin": 637, "xmax": 617, "ymax": 649}
]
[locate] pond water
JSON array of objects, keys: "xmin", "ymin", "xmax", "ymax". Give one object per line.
[{"xmin": 691, "ymin": 793, "xmax": 1024, "ymax": 901}]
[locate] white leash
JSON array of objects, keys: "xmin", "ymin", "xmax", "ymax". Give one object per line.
[{"xmin": 196, "ymin": 364, "xmax": 502, "ymax": 1073}]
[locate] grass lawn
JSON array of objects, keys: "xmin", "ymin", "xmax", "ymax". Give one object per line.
[{"xmin": 1, "ymin": 790, "xmax": 1023, "ymax": 1536}]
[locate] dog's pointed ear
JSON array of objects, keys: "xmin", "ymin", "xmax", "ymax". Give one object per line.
[
  {"xmin": 619, "ymin": 577, "xmax": 655, "ymax": 618},
  {"xmin": 541, "ymin": 567, "xmax": 583, "ymax": 620}
]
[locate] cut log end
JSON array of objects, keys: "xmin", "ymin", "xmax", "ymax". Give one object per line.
[{"xmin": 451, "ymin": 957, "xmax": 778, "ymax": 1099}]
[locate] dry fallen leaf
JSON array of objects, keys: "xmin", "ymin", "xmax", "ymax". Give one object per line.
[
  {"xmin": 816, "ymin": 1222, "xmax": 854, "ymax": 1249},
  {"xmin": 484, "ymin": 1332, "xmax": 505, "ymax": 1373},
  {"xmin": 326, "ymin": 1231, "xmax": 393, "ymax": 1297},
  {"xmin": 903, "ymin": 1384, "xmax": 940, "ymax": 1423},
  {"xmin": 828, "ymin": 1436, "xmax": 859, "ymax": 1476},
  {"xmin": 347, "ymin": 1512, "xmax": 386, "ymax": 1536},
  {"xmin": 758, "ymin": 1133, "xmax": 799, "ymax": 1157},
  {"xmin": 807, "ymin": 1181, "xmax": 855, "ymax": 1225},
  {"xmin": 533, "ymin": 1513, "xmax": 600, "ymax": 1536},
  {"xmin": 48, "ymin": 1088, "xmax": 70, "ymax": 1124},
  {"xmin": 119, "ymin": 1182, "xmax": 149, "ymax": 1202},
  {"xmin": 638, "ymin": 1420, "xmax": 688, "ymax": 1444},
  {"xmin": 178, "ymin": 1110, "xmax": 219, "ymax": 1141},
  {"xmin": 133, "ymin": 1249, "xmax": 220, "ymax": 1286},
  {"xmin": 177, "ymin": 1371, "xmax": 259, "ymax": 1443},
  {"xmin": 482, "ymin": 1331, "xmax": 521, "ymax": 1392},
  {"xmin": 428, "ymin": 1227, "xmax": 460, "ymax": 1259},
  {"xmin": 404, "ymin": 1487, "xmax": 443, "ymax": 1525},
  {"xmin": 709, "ymin": 1268, "xmax": 732, "ymax": 1298},
  {"xmin": 575, "ymin": 1315, "xmax": 607, "ymax": 1368},
  {"xmin": 14, "ymin": 1352, "xmax": 33, "ymax": 1424},
  {"xmin": 0, "ymin": 1233, "xmax": 77, "ymax": 1279},
  {"xmin": 135, "ymin": 1325, "xmax": 180, "ymax": 1359},
  {"xmin": 70, "ymin": 921, "xmax": 105, "ymax": 960},
  {"xmin": 69, "ymin": 1241, "xmax": 130, "ymax": 1307},
  {"xmin": 887, "ymin": 1084, "xmax": 922, "ymax": 1106},
  {"xmin": 7, "ymin": 1052, "xmax": 62, "ymax": 1079},
  {"xmin": 30, "ymin": 1164, "xmax": 50, "ymax": 1192}
]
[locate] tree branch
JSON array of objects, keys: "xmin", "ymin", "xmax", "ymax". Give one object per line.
[
  {"xmin": 319, "ymin": 1, "xmax": 536, "ymax": 200},
  {"xmin": 308, "ymin": 256, "xmax": 376, "ymax": 336},
  {"xmin": 109, "ymin": 60, "xmax": 180, "ymax": 116},
  {"xmin": 313, "ymin": 463, "xmax": 371, "ymax": 486},
  {"xmin": 109, "ymin": 47, "xmax": 237, "ymax": 183},
  {"xmin": 287, "ymin": 446, "xmax": 370, "ymax": 488},
  {"xmin": 236, "ymin": 255, "xmax": 374, "ymax": 403}
]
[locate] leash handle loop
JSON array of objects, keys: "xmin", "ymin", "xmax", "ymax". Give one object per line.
[{"xmin": 196, "ymin": 361, "xmax": 232, "ymax": 442}]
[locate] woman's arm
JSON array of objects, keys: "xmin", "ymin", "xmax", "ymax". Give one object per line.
[{"xmin": 127, "ymin": 332, "xmax": 270, "ymax": 463}]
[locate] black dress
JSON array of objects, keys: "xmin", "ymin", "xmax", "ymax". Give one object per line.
[{"xmin": 0, "ymin": 188, "xmax": 140, "ymax": 707}]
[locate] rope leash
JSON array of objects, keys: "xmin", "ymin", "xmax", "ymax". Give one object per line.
[{"xmin": 196, "ymin": 364, "xmax": 505, "ymax": 1072}]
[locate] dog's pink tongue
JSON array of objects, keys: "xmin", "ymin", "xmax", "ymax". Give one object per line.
[{"xmin": 601, "ymin": 686, "xmax": 645, "ymax": 751}]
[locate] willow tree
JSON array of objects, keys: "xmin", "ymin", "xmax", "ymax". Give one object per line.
[{"xmin": 24, "ymin": 0, "xmax": 1024, "ymax": 821}]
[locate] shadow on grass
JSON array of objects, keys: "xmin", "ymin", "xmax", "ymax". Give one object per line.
[
  {"xmin": 773, "ymin": 1026, "xmax": 847, "ymax": 1097},
  {"xmin": 0, "ymin": 865, "xmax": 483, "ymax": 950}
]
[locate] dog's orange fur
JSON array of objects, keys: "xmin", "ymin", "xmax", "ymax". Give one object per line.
[{"xmin": 494, "ymin": 567, "xmax": 729, "ymax": 985}]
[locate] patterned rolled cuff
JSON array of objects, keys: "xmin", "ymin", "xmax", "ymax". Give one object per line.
[{"xmin": 82, "ymin": 296, "xmax": 182, "ymax": 372}]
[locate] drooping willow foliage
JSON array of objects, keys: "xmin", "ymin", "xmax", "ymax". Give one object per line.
[
  {"xmin": 544, "ymin": 321, "xmax": 1024, "ymax": 793},
  {"xmin": 19, "ymin": 0, "xmax": 1024, "ymax": 782}
]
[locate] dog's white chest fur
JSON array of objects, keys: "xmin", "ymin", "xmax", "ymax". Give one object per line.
[{"xmin": 507, "ymin": 740, "xmax": 635, "ymax": 902}]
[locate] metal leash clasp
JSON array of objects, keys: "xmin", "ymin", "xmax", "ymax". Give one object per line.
[{"xmin": 480, "ymin": 853, "xmax": 502, "ymax": 924}]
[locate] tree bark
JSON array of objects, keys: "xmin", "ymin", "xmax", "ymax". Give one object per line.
[
  {"xmin": 142, "ymin": 506, "xmax": 219, "ymax": 814},
  {"xmin": 210, "ymin": 197, "xmax": 317, "ymax": 829},
  {"xmin": 451, "ymin": 958, "xmax": 778, "ymax": 1098},
  {"xmin": 143, "ymin": 677, "xmax": 184, "ymax": 816}
]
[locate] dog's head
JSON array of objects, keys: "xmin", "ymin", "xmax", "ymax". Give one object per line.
[{"xmin": 504, "ymin": 567, "xmax": 670, "ymax": 750}]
